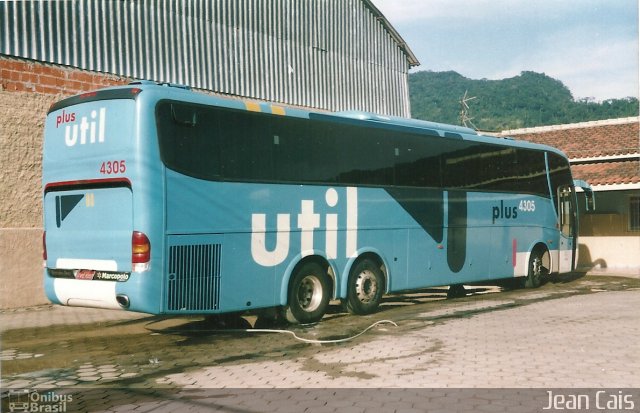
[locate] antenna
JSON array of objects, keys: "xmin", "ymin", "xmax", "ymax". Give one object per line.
[{"xmin": 459, "ymin": 90, "xmax": 477, "ymax": 129}]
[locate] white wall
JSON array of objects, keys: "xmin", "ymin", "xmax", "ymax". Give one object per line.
[{"xmin": 578, "ymin": 236, "xmax": 640, "ymax": 269}]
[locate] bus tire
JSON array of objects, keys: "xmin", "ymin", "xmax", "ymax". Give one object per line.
[
  {"xmin": 346, "ymin": 258, "xmax": 384, "ymax": 315},
  {"xmin": 447, "ymin": 284, "xmax": 467, "ymax": 299},
  {"xmin": 285, "ymin": 262, "xmax": 331, "ymax": 324},
  {"xmin": 524, "ymin": 249, "xmax": 547, "ymax": 288}
]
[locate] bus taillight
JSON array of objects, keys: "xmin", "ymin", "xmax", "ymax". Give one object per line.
[{"xmin": 132, "ymin": 231, "xmax": 151, "ymax": 271}]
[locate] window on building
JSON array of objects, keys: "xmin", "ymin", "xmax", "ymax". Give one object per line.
[{"xmin": 630, "ymin": 196, "xmax": 640, "ymax": 231}]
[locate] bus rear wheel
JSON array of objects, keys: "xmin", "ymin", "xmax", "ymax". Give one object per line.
[
  {"xmin": 285, "ymin": 262, "xmax": 331, "ymax": 324},
  {"xmin": 346, "ymin": 258, "xmax": 384, "ymax": 315}
]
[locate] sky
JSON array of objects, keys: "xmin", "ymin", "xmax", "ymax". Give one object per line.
[{"xmin": 370, "ymin": 0, "xmax": 639, "ymax": 101}]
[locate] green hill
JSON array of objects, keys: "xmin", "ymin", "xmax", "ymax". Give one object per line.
[{"xmin": 409, "ymin": 70, "xmax": 639, "ymax": 131}]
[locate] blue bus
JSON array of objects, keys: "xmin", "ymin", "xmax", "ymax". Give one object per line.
[{"xmin": 42, "ymin": 82, "xmax": 593, "ymax": 323}]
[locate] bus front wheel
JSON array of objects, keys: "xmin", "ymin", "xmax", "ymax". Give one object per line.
[
  {"xmin": 285, "ymin": 262, "xmax": 331, "ymax": 324},
  {"xmin": 346, "ymin": 258, "xmax": 384, "ymax": 315}
]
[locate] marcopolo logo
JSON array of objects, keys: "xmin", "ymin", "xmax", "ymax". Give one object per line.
[
  {"xmin": 56, "ymin": 108, "xmax": 107, "ymax": 147},
  {"xmin": 251, "ymin": 187, "xmax": 358, "ymax": 267}
]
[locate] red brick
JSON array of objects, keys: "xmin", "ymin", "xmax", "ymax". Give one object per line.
[
  {"xmin": 31, "ymin": 64, "xmax": 49, "ymax": 75},
  {"xmin": 33, "ymin": 64, "xmax": 62, "ymax": 76},
  {"xmin": 20, "ymin": 72, "xmax": 38, "ymax": 83},
  {"xmin": 7, "ymin": 70, "xmax": 22, "ymax": 81},
  {"xmin": 34, "ymin": 84, "xmax": 61, "ymax": 95},
  {"xmin": 18, "ymin": 64, "xmax": 37, "ymax": 75},
  {"xmin": 1, "ymin": 59, "xmax": 30, "ymax": 72},
  {"xmin": 92, "ymin": 74, "xmax": 108, "ymax": 84},
  {"xmin": 8, "ymin": 82, "xmax": 28, "ymax": 92},
  {"xmin": 67, "ymin": 71, "xmax": 95, "ymax": 83},
  {"xmin": 64, "ymin": 80, "xmax": 84, "ymax": 92},
  {"xmin": 38, "ymin": 75, "xmax": 59, "ymax": 87}
]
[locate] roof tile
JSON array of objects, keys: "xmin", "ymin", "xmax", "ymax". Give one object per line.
[
  {"xmin": 502, "ymin": 118, "xmax": 639, "ymax": 186},
  {"xmin": 504, "ymin": 118, "xmax": 639, "ymax": 158},
  {"xmin": 571, "ymin": 160, "xmax": 640, "ymax": 186}
]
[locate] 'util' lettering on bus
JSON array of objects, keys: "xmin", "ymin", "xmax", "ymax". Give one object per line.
[
  {"xmin": 60, "ymin": 108, "xmax": 107, "ymax": 146},
  {"xmin": 251, "ymin": 187, "xmax": 358, "ymax": 267}
]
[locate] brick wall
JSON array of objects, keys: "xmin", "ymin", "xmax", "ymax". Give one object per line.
[
  {"xmin": 0, "ymin": 56, "xmax": 130, "ymax": 309},
  {"xmin": 1, "ymin": 56, "xmax": 129, "ymax": 95}
]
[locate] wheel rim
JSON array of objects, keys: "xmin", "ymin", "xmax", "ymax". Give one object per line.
[
  {"xmin": 297, "ymin": 275, "xmax": 323, "ymax": 312},
  {"xmin": 354, "ymin": 270, "xmax": 378, "ymax": 303},
  {"xmin": 531, "ymin": 256, "xmax": 542, "ymax": 283}
]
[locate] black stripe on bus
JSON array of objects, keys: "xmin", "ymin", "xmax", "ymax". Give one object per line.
[{"xmin": 47, "ymin": 88, "xmax": 142, "ymax": 114}]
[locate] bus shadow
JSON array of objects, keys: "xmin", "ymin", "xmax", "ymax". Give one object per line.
[
  {"xmin": 130, "ymin": 285, "xmax": 496, "ymax": 340},
  {"xmin": 548, "ymin": 271, "xmax": 587, "ymax": 284},
  {"xmin": 378, "ymin": 286, "xmax": 495, "ymax": 308}
]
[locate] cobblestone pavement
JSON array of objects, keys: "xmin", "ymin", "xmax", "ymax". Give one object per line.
[
  {"xmin": 158, "ymin": 291, "xmax": 640, "ymax": 389},
  {"xmin": 1, "ymin": 273, "xmax": 639, "ymax": 412}
]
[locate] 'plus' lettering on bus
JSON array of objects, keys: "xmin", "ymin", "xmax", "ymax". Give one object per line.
[
  {"xmin": 251, "ymin": 187, "xmax": 358, "ymax": 266},
  {"xmin": 492, "ymin": 200, "xmax": 518, "ymax": 224},
  {"xmin": 55, "ymin": 109, "xmax": 75, "ymax": 127},
  {"xmin": 62, "ymin": 108, "xmax": 107, "ymax": 147}
]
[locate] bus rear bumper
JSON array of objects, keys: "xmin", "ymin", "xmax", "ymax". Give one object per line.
[{"xmin": 44, "ymin": 275, "xmax": 122, "ymax": 310}]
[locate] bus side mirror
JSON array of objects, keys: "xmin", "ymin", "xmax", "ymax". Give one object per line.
[
  {"xmin": 584, "ymin": 189, "xmax": 595, "ymax": 211},
  {"xmin": 573, "ymin": 179, "xmax": 595, "ymax": 211}
]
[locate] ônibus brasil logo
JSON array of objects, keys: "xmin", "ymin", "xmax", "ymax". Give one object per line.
[{"xmin": 6, "ymin": 389, "xmax": 73, "ymax": 412}]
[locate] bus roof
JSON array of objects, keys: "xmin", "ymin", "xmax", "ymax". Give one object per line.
[
  {"xmin": 50, "ymin": 82, "xmax": 569, "ymax": 159},
  {"xmin": 309, "ymin": 109, "xmax": 567, "ymax": 158}
]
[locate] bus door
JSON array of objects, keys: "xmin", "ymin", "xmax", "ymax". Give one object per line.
[{"xmin": 558, "ymin": 185, "xmax": 577, "ymax": 273}]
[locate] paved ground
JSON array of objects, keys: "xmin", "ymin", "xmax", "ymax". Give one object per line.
[
  {"xmin": 1, "ymin": 271, "xmax": 639, "ymax": 412},
  {"xmin": 156, "ymin": 291, "xmax": 640, "ymax": 389}
]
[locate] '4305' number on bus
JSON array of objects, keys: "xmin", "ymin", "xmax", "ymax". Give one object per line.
[{"xmin": 100, "ymin": 160, "xmax": 126, "ymax": 175}]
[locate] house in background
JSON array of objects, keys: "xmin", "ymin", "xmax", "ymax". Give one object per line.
[{"xmin": 502, "ymin": 117, "xmax": 640, "ymax": 272}]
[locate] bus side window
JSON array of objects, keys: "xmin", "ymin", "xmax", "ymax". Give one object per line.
[
  {"xmin": 548, "ymin": 152, "xmax": 573, "ymax": 206},
  {"xmin": 272, "ymin": 117, "xmax": 317, "ymax": 183},
  {"xmin": 514, "ymin": 150, "xmax": 548, "ymax": 197},
  {"xmin": 441, "ymin": 141, "xmax": 480, "ymax": 189},
  {"xmin": 332, "ymin": 124, "xmax": 394, "ymax": 186},
  {"xmin": 171, "ymin": 104, "xmax": 197, "ymax": 126},
  {"xmin": 218, "ymin": 110, "xmax": 275, "ymax": 182},
  {"xmin": 193, "ymin": 107, "xmax": 222, "ymax": 178},
  {"xmin": 395, "ymin": 134, "xmax": 442, "ymax": 188},
  {"xmin": 158, "ymin": 102, "xmax": 222, "ymax": 180}
]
